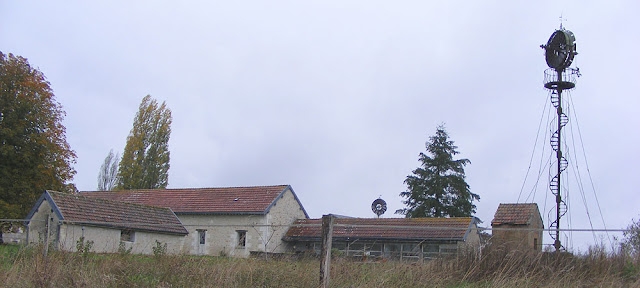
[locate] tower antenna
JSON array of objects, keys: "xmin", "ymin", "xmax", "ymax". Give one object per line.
[{"xmin": 541, "ymin": 27, "xmax": 579, "ymax": 252}]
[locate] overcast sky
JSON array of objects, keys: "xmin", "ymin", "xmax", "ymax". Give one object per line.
[{"xmin": 2, "ymin": 1, "xmax": 638, "ymax": 252}]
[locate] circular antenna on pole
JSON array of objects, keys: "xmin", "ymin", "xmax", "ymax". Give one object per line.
[
  {"xmin": 541, "ymin": 29, "xmax": 577, "ymax": 70},
  {"xmin": 371, "ymin": 198, "xmax": 387, "ymax": 218}
]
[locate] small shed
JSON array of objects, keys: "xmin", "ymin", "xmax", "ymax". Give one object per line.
[
  {"xmin": 26, "ymin": 190, "xmax": 188, "ymax": 254},
  {"xmin": 284, "ymin": 217, "xmax": 481, "ymax": 261},
  {"xmin": 491, "ymin": 203, "xmax": 543, "ymax": 251}
]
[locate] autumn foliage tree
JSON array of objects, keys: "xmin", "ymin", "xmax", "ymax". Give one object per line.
[
  {"xmin": 117, "ymin": 95, "xmax": 172, "ymax": 189},
  {"xmin": 396, "ymin": 125, "xmax": 479, "ymax": 218},
  {"xmin": 0, "ymin": 52, "xmax": 76, "ymax": 219}
]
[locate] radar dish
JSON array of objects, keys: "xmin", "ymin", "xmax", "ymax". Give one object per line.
[
  {"xmin": 371, "ymin": 198, "xmax": 387, "ymax": 218},
  {"xmin": 542, "ymin": 29, "xmax": 577, "ymax": 70}
]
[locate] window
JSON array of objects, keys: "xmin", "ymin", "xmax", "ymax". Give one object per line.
[
  {"xmin": 197, "ymin": 229, "xmax": 206, "ymax": 245},
  {"xmin": 534, "ymin": 238, "xmax": 538, "ymax": 250},
  {"xmin": 120, "ymin": 230, "xmax": 135, "ymax": 242},
  {"xmin": 237, "ymin": 230, "xmax": 246, "ymax": 248}
]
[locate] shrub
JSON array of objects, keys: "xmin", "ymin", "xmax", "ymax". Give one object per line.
[
  {"xmin": 152, "ymin": 240, "xmax": 167, "ymax": 257},
  {"xmin": 75, "ymin": 236, "xmax": 94, "ymax": 257},
  {"xmin": 118, "ymin": 241, "xmax": 133, "ymax": 255}
]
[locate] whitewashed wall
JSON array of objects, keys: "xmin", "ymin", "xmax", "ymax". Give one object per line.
[
  {"xmin": 177, "ymin": 188, "xmax": 307, "ymax": 257},
  {"xmin": 27, "ymin": 198, "xmax": 185, "ymax": 254},
  {"xmin": 58, "ymin": 224, "xmax": 185, "ymax": 254},
  {"xmin": 264, "ymin": 188, "xmax": 308, "ymax": 253}
]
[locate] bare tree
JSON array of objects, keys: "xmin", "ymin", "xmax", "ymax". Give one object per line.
[{"xmin": 98, "ymin": 149, "xmax": 120, "ymax": 191}]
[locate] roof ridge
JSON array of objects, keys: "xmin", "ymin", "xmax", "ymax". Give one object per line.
[
  {"xmin": 79, "ymin": 185, "xmax": 296, "ymax": 215},
  {"xmin": 498, "ymin": 203, "xmax": 538, "ymax": 206},
  {"xmin": 83, "ymin": 184, "xmax": 290, "ymax": 193}
]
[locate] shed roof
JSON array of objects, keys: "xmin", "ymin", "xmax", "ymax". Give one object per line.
[
  {"xmin": 283, "ymin": 217, "xmax": 479, "ymax": 242},
  {"xmin": 491, "ymin": 203, "xmax": 540, "ymax": 226},
  {"xmin": 80, "ymin": 185, "xmax": 308, "ymax": 217},
  {"xmin": 27, "ymin": 191, "xmax": 188, "ymax": 235}
]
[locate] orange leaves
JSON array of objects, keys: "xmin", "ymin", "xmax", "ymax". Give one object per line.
[{"xmin": 0, "ymin": 51, "xmax": 77, "ymax": 218}]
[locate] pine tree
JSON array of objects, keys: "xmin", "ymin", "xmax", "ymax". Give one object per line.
[
  {"xmin": 0, "ymin": 52, "xmax": 76, "ymax": 219},
  {"xmin": 117, "ymin": 95, "xmax": 172, "ymax": 189},
  {"xmin": 396, "ymin": 125, "xmax": 479, "ymax": 218}
]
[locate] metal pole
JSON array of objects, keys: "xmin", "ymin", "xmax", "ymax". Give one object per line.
[
  {"xmin": 319, "ymin": 214, "xmax": 335, "ymax": 288},
  {"xmin": 555, "ymin": 69, "xmax": 563, "ymax": 252}
]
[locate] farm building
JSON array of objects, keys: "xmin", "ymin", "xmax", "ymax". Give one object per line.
[
  {"xmin": 26, "ymin": 190, "xmax": 188, "ymax": 254},
  {"xmin": 491, "ymin": 203, "xmax": 543, "ymax": 251},
  {"xmin": 80, "ymin": 185, "xmax": 308, "ymax": 257},
  {"xmin": 283, "ymin": 217, "xmax": 482, "ymax": 261}
]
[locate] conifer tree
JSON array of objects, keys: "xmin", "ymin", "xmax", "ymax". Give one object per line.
[
  {"xmin": 396, "ymin": 125, "xmax": 479, "ymax": 218},
  {"xmin": 118, "ymin": 95, "xmax": 172, "ymax": 189}
]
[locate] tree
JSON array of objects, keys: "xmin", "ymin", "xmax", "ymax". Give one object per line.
[
  {"xmin": 97, "ymin": 149, "xmax": 120, "ymax": 191},
  {"xmin": 0, "ymin": 52, "xmax": 76, "ymax": 220},
  {"xmin": 396, "ymin": 125, "xmax": 479, "ymax": 218},
  {"xmin": 117, "ymin": 95, "xmax": 172, "ymax": 189}
]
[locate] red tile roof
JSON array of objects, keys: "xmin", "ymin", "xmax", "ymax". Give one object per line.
[
  {"xmin": 284, "ymin": 217, "xmax": 478, "ymax": 242},
  {"xmin": 491, "ymin": 203, "xmax": 540, "ymax": 226},
  {"xmin": 80, "ymin": 185, "xmax": 300, "ymax": 215},
  {"xmin": 34, "ymin": 191, "xmax": 187, "ymax": 235}
]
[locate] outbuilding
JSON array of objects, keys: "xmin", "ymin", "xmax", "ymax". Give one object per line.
[
  {"xmin": 284, "ymin": 216, "xmax": 482, "ymax": 261},
  {"xmin": 491, "ymin": 203, "xmax": 543, "ymax": 251},
  {"xmin": 26, "ymin": 190, "xmax": 188, "ymax": 254}
]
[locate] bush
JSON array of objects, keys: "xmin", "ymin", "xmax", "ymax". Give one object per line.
[
  {"xmin": 622, "ymin": 218, "xmax": 640, "ymax": 260},
  {"xmin": 75, "ymin": 236, "xmax": 94, "ymax": 257},
  {"xmin": 118, "ymin": 241, "xmax": 132, "ymax": 255},
  {"xmin": 152, "ymin": 240, "xmax": 167, "ymax": 257}
]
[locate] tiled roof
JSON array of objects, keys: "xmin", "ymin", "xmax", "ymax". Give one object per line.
[
  {"xmin": 37, "ymin": 191, "xmax": 187, "ymax": 235},
  {"xmin": 283, "ymin": 217, "xmax": 478, "ymax": 242},
  {"xmin": 80, "ymin": 185, "xmax": 300, "ymax": 215},
  {"xmin": 491, "ymin": 203, "xmax": 539, "ymax": 226}
]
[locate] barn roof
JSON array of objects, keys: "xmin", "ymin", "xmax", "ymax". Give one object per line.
[
  {"xmin": 283, "ymin": 217, "xmax": 480, "ymax": 242},
  {"xmin": 27, "ymin": 191, "xmax": 188, "ymax": 235},
  {"xmin": 80, "ymin": 185, "xmax": 308, "ymax": 217},
  {"xmin": 491, "ymin": 203, "xmax": 540, "ymax": 226}
]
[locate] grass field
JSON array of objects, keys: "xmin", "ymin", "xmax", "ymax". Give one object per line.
[{"xmin": 0, "ymin": 244, "xmax": 638, "ymax": 287}]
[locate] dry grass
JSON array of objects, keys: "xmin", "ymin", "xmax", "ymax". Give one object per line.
[{"xmin": 0, "ymin": 244, "xmax": 638, "ymax": 287}]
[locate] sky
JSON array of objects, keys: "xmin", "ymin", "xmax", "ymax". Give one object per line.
[{"xmin": 2, "ymin": 0, "xmax": 639, "ymax": 252}]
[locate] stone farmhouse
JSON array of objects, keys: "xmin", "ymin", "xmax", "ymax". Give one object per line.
[
  {"xmin": 80, "ymin": 185, "xmax": 308, "ymax": 257},
  {"xmin": 26, "ymin": 185, "xmax": 308, "ymax": 256},
  {"xmin": 491, "ymin": 203, "xmax": 543, "ymax": 251},
  {"xmin": 26, "ymin": 190, "xmax": 188, "ymax": 254},
  {"xmin": 25, "ymin": 185, "xmax": 517, "ymax": 259},
  {"xmin": 284, "ymin": 217, "xmax": 482, "ymax": 261}
]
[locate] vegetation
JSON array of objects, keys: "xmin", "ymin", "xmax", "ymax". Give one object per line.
[
  {"xmin": 117, "ymin": 95, "xmax": 172, "ymax": 189},
  {"xmin": 0, "ymin": 52, "xmax": 76, "ymax": 221},
  {"xmin": 75, "ymin": 236, "xmax": 94, "ymax": 257},
  {"xmin": 622, "ymin": 218, "xmax": 640, "ymax": 260},
  {"xmin": 0, "ymin": 244, "xmax": 638, "ymax": 287},
  {"xmin": 397, "ymin": 125, "xmax": 479, "ymax": 218},
  {"xmin": 152, "ymin": 240, "xmax": 167, "ymax": 257},
  {"xmin": 97, "ymin": 149, "xmax": 120, "ymax": 191}
]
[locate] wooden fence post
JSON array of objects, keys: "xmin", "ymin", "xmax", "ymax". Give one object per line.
[
  {"xmin": 43, "ymin": 215, "xmax": 50, "ymax": 258},
  {"xmin": 319, "ymin": 214, "xmax": 335, "ymax": 288}
]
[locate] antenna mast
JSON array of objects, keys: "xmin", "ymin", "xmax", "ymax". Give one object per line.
[{"xmin": 541, "ymin": 26, "xmax": 579, "ymax": 252}]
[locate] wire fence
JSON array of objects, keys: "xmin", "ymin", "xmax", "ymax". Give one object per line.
[
  {"xmin": 2, "ymin": 218, "xmax": 629, "ymax": 232},
  {"xmin": 2, "ymin": 218, "xmax": 629, "ymax": 257}
]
